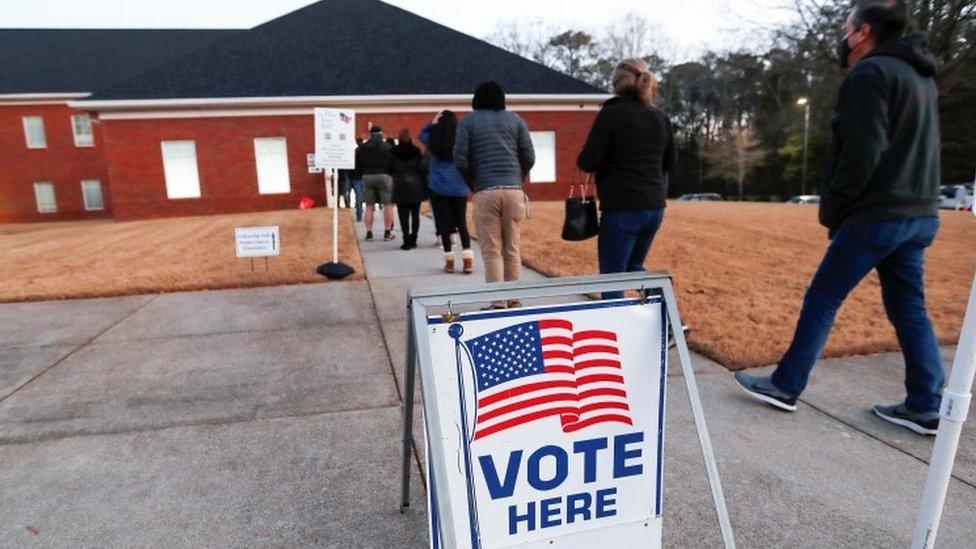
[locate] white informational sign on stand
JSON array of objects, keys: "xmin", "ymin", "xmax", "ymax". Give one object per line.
[
  {"xmin": 313, "ymin": 108, "xmax": 356, "ymax": 170},
  {"xmin": 311, "ymin": 108, "xmax": 356, "ymax": 273},
  {"xmin": 423, "ymin": 298, "xmax": 667, "ymax": 548},
  {"xmin": 235, "ymin": 226, "xmax": 280, "ymax": 258}
]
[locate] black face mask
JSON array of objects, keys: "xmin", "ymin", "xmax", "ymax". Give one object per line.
[{"xmin": 837, "ymin": 32, "xmax": 855, "ymax": 68}]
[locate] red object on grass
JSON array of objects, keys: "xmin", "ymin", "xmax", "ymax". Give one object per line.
[{"xmin": 298, "ymin": 197, "xmax": 315, "ymax": 210}]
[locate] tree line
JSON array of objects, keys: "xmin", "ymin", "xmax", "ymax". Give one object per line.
[{"xmin": 487, "ymin": 0, "xmax": 976, "ymax": 200}]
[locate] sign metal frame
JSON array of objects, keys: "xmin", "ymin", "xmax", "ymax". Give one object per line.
[{"xmin": 400, "ymin": 272, "xmax": 736, "ymax": 548}]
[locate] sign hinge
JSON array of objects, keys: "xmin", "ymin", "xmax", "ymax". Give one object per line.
[{"xmin": 940, "ymin": 391, "xmax": 972, "ymax": 423}]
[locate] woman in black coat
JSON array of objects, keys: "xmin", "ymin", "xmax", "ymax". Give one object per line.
[
  {"xmin": 390, "ymin": 129, "xmax": 427, "ymax": 250},
  {"xmin": 577, "ymin": 58, "xmax": 676, "ymax": 298}
]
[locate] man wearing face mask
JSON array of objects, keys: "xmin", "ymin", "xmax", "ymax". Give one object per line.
[{"xmin": 734, "ymin": 0, "xmax": 945, "ymax": 435}]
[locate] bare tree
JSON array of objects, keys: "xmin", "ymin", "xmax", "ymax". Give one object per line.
[
  {"xmin": 701, "ymin": 124, "xmax": 767, "ymax": 199},
  {"xmin": 485, "ymin": 19, "xmax": 560, "ymax": 67},
  {"xmin": 602, "ymin": 13, "xmax": 676, "ymax": 69}
]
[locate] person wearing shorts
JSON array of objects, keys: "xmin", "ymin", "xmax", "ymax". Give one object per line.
[{"xmin": 355, "ymin": 126, "xmax": 396, "ymax": 241}]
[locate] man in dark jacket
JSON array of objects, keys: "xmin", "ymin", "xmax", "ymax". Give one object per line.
[
  {"xmin": 735, "ymin": 0, "xmax": 945, "ymax": 436},
  {"xmin": 356, "ymin": 126, "xmax": 395, "ymax": 241}
]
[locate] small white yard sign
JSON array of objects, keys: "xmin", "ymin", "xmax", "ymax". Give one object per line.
[{"xmin": 235, "ymin": 226, "xmax": 280, "ymax": 258}]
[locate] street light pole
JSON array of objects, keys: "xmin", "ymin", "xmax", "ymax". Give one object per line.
[{"xmin": 797, "ymin": 98, "xmax": 810, "ymax": 196}]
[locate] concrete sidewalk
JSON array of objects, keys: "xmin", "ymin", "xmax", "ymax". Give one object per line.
[{"xmin": 1, "ymin": 212, "xmax": 973, "ymax": 547}]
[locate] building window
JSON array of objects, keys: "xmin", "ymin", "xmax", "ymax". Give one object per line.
[
  {"xmin": 23, "ymin": 116, "xmax": 47, "ymax": 149},
  {"xmin": 34, "ymin": 182, "xmax": 57, "ymax": 213},
  {"xmin": 81, "ymin": 180, "xmax": 104, "ymax": 211},
  {"xmin": 72, "ymin": 114, "xmax": 95, "ymax": 147},
  {"xmin": 529, "ymin": 131, "xmax": 556, "ymax": 183},
  {"xmin": 160, "ymin": 140, "xmax": 201, "ymax": 199},
  {"xmin": 253, "ymin": 137, "xmax": 291, "ymax": 194}
]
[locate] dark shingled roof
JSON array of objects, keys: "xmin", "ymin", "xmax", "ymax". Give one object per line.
[
  {"xmin": 87, "ymin": 0, "xmax": 603, "ymax": 100},
  {"xmin": 0, "ymin": 29, "xmax": 241, "ymax": 95}
]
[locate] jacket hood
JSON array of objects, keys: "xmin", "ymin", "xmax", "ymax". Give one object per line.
[
  {"xmin": 865, "ymin": 33, "xmax": 937, "ymax": 77},
  {"xmin": 391, "ymin": 141, "xmax": 421, "ymax": 161}
]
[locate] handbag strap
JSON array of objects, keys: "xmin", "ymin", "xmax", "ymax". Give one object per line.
[{"xmin": 581, "ymin": 173, "xmax": 593, "ymax": 198}]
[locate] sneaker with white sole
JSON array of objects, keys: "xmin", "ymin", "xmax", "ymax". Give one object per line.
[
  {"xmin": 872, "ymin": 403, "xmax": 940, "ymax": 435},
  {"xmin": 733, "ymin": 372, "xmax": 797, "ymax": 412}
]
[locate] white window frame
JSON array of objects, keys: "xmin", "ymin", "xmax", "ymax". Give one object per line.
[
  {"xmin": 253, "ymin": 137, "xmax": 291, "ymax": 194},
  {"xmin": 529, "ymin": 131, "xmax": 557, "ymax": 183},
  {"xmin": 81, "ymin": 179, "xmax": 105, "ymax": 211},
  {"xmin": 23, "ymin": 116, "xmax": 47, "ymax": 149},
  {"xmin": 33, "ymin": 182, "xmax": 57, "ymax": 213},
  {"xmin": 160, "ymin": 140, "xmax": 201, "ymax": 199},
  {"xmin": 72, "ymin": 114, "xmax": 95, "ymax": 147}
]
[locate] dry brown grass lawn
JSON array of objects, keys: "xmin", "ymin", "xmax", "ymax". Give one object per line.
[
  {"xmin": 0, "ymin": 208, "xmax": 363, "ymax": 303},
  {"xmin": 516, "ymin": 201, "xmax": 976, "ymax": 370}
]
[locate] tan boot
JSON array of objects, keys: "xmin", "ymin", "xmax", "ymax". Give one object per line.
[
  {"xmin": 444, "ymin": 252, "xmax": 455, "ymax": 273},
  {"xmin": 461, "ymin": 249, "xmax": 474, "ymax": 274}
]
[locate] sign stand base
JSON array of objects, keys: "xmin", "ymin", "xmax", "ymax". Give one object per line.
[
  {"xmin": 399, "ymin": 272, "xmax": 736, "ymax": 548},
  {"xmin": 316, "ymin": 167, "xmax": 354, "ymax": 280},
  {"xmin": 317, "ymin": 261, "xmax": 354, "ymax": 280}
]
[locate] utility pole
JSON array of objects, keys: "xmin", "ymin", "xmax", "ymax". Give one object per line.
[{"xmin": 796, "ymin": 97, "xmax": 810, "ymax": 196}]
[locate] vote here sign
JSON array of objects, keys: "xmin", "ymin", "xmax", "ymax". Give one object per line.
[{"xmin": 423, "ymin": 298, "xmax": 667, "ymax": 548}]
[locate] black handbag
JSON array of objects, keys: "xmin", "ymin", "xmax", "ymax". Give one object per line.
[{"xmin": 561, "ymin": 176, "xmax": 599, "ymax": 241}]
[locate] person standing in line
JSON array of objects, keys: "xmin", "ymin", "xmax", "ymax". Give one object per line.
[
  {"xmin": 454, "ymin": 81, "xmax": 535, "ymax": 309},
  {"xmin": 421, "ymin": 110, "xmax": 474, "ymax": 273},
  {"xmin": 356, "ymin": 126, "xmax": 395, "ymax": 241},
  {"xmin": 578, "ymin": 58, "xmax": 676, "ymax": 300},
  {"xmin": 349, "ymin": 138, "xmax": 365, "ymax": 222},
  {"xmin": 734, "ymin": 0, "xmax": 946, "ymax": 436},
  {"xmin": 336, "ymin": 169, "xmax": 352, "ymax": 210},
  {"xmin": 390, "ymin": 129, "xmax": 427, "ymax": 250}
]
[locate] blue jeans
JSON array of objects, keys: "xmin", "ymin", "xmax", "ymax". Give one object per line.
[
  {"xmin": 350, "ymin": 179, "xmax": 364, "ymax": 220},
  {"xmin": 771, "ymin": 217, "xmax": 944, "ymax": 413},
  {"xmin": 598, "ymin": 209, "xmax": 665, "ymax": 299}
]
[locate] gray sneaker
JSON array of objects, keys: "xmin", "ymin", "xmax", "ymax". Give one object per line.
[
  {"xmin": 872, "ymin": 403, "xmax": 940, "ymax": 436},
  {"xmin": 733, "ymin": 372, "xmax": 797, "ymax": 412}
]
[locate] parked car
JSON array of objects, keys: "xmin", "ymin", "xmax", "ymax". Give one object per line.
[
  {"xmin": 938, "ymin": 184, "xmax": 974, "ymax": 211},
  {"xmin": 787, "ymin": 195, "xmax": 821, "ymax": 204},
  {"xmin": 677, "ymin": 193, "xmax": 724, "ymax": 202}
]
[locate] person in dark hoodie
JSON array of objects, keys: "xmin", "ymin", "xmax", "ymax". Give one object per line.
[
  {"xmin": 734, "ymin": 0, "xmax": 945, "ymax": 436},
  {"xmin": 391, "ymin": 129, "xmax": 427, "ymax": 250},
  {"xmin": 356, "ymin": 126, "xmax": 396, "ymax": 241},
  {"xmin": 578, "ymin": 57, "xmax": 675, "ymax": 300}
]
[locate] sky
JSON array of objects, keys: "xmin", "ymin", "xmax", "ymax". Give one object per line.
[{"xmin": 0, "ymin": 0, "xmax": 797, "ymax": 60}]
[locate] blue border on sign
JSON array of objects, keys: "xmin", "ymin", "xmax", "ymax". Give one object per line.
[
  {"xmin": 426, "ymin": 297, "xmax": 668, "ymax": 545},
  {"xmin": 428, "ymin": 434, "xmax": 441, "ymax": 549},
  {"xmin": 656, "ymin": 301, "xmax": 667, "ymax": 516}
]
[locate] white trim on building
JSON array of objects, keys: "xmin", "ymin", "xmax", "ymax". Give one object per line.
[
  {"xmin": 0, "ymin": 93, "xmax": 90, "ymax": 106},
  {"xmin": 71, "ymin": 93, "xmax": 608, "ymax": 120}
]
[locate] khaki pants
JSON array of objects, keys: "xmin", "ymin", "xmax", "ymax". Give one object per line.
[{"xmin": 473, "ymin": 188, "xmax": 526, "ymax": 285}]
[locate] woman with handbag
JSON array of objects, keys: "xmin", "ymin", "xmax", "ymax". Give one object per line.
[{"xmin": 577, "ymin": 58, "xmax": 676, "ymax": 299}]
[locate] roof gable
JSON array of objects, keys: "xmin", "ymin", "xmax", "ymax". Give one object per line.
[
  {"xmin": 0, "ymin": 29, "xmax": 240, "ymax": 95},
  {"xmin": 87, "ymin": 0, "xmax": 603, "ymax": 100}
]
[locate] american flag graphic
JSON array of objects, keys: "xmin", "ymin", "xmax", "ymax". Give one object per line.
[{"xmin": 464, "ymin": 319, "xmax": 632, "ymax": 441}]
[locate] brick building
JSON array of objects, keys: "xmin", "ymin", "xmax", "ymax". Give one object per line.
[
  {"xmin": 0, "ymin": 29, "xmax": 238, "ymax": 222},
  {"xmin": 2, "ymin": 0, "xmax": 606, "ymax": 223}
]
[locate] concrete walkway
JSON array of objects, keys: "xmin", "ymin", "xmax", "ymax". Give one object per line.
[{"xmin": 1, "ymin": 213, "xmax": 974, "ymax": 547}]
